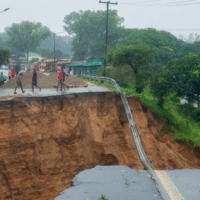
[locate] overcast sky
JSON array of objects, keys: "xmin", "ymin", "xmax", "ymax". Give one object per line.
[{"xmin": 0, "ymin": 0, "xmax": 200, "ymax": 39}]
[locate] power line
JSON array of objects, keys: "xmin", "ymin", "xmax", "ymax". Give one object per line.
[
  {"xmin": 121, "ymin": 0, "xmax": 199, "ymax": 3},
  {"xmin": 119, "ymin": 0, "xmax": 163, "ymax": 4},
  {"xmin": 164, "ymin": 29, "xmax": 200, "ymax": 31},
  {"xmin": 119, "ymin": 0, "xmax": 200, "ymax": 6}
]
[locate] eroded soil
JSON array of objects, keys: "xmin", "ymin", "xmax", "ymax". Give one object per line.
[
  {"xmin": 0, "ymin": 93, "xmax": 200, "ymax": 200},
  {"xmin": 128, "ymin": 96, "xmax": 200, "ymax": 170}
]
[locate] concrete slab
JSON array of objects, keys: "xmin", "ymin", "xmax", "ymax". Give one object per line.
[
  {"xmin": 54, "ymin": 166, "xmax": 163, "ymax": 200},
  {"xmin": 0, "ymin": 86, "xmax": 111, "ymax": 98}
]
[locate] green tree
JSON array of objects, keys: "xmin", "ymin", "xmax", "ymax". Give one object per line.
[
  {"xmin": 30, "ymin": 58, "xmax": 39, "ymax": 63},
  {"xmin": 63, "ymin": 10, "xmax": 125, "ymax": 61},
  {"xmin": 0, "ymin": 49, "xmax": 10, "ymax": 66},
  {"xmin": 149, "ymin": 72, "xmax": 171, "ymax": 107},
  {"xmin": 5, "ymin": 21, "xmax": 50, "ymax": 62},
  {"xmin": 117, "ymin": 28, "xmax": 178, "ymax": 66},
  {"xmin": 173, "ymin": 41, "xmax": 200, "ymax": 59},
  {"xmin": 164, "ymin": 52, "xmax": 200, "ymax": 104},
  {"xmin": 35, "ymin": 47, "xmax": 52, "ymax": 58},
  {"xmin": 62, "ymin": 53, "xmax": 71, "ymax": 59},
  {"xmin": 106, "ymin": 44, "xmax": 157, "ymax": 93}
]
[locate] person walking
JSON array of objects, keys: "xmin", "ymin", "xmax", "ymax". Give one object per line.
[
  {"xmin": 56, "ymin": 69, "xmax": 65, "ymax": 92},
  {"xmin": 61, "ymin": 65, "xmax": 68, "ymax": 91},
  {"xmin": 14, "ymin": 72, "xmax": 25, "ymax": 94},
  {"xmin": 32, "ymin": 69, "xmax": 41, "ymax": 92},
  {"xmin": 11, "ymin": 70, "xmax": 15, "ymax": 78},
  {"xmin": 8, "ymin": 70, "xmax": 12, "ymax": 81}
]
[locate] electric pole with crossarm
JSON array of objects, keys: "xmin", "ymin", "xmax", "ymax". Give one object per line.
[{"xmin": 99, "ymin": 1, "xmax": 118, "ymax": 77}]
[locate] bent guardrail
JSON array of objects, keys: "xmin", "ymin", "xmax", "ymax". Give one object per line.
[{"xmin": 79, "ymin": 75, "xmax": 155, "ymax": 171}]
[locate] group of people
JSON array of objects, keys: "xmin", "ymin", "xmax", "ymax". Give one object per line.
[
  {"xmin": 13, "ymin": 65, "xmax": 69, "ymax": 94},
  {"xmin": 8, "ymin": 70, "xmax": 16, "ymax": 81},
  {"xmin": 56, "ymin": 67, "xmax": 69, "ymax": 92},
  {"xmin": 14, "ymin": 69, "xmax": 41, "ymax": 94}
]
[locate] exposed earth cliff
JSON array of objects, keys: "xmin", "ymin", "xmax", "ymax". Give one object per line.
[{"xmin": 0, "ymin": 92, "xmax": 200, "ymax": 200}]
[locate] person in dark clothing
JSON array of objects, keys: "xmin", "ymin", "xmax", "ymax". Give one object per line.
[
  {"xmin": 60, "ymin": 65, "xmax": 68, "ymax": 91},
  {"xmin": 32, "ymin": 69, "xmax": 41, "ymax": 92}
]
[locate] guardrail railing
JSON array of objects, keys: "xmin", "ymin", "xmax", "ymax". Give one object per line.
[{"xmin": 79, "ymin": 75, "xmax": 155, "ymax": 171}]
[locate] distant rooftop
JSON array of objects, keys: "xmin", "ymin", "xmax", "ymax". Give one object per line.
[{"xmin": 25, "ymin": 52, "xmax": 41, "ymax": 57}]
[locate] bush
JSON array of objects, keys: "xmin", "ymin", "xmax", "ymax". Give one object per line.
[
  {"xmin": 98, "ymin": 65, "xmax": 135, "ymax": 88},
  {"xmin": 191, "ymin": 107, "xmax": 200, "ymax": 123}
]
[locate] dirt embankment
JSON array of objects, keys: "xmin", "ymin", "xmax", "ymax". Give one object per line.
[
  {"xmin": 0, "ymin": 92, "xmax": 143, "ymax": 200},
  {"xmin": 0, "ymin": 93, "xmax": 200, "ymax": 200},
  {"xmin": 128, "ymin": 96, "xmax": 200, "ymax": 169}
]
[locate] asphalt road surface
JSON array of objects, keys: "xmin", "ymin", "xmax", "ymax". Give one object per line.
[{"xmin": 54, "ymin": 166, "xmax": 200, "ymax": 200}]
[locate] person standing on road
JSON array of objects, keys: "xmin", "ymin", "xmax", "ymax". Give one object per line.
[
  {"xmin": 61, "ymin": 65, "xmax": 68, "ymax": 90},
  {"xmin": 8, "ymin": 70, "xmax": 12, "ymax": 81},
  {"xmin": 56, "ymin": 69, "xmax": 65, "ymax": 92},
  {"xmin": 11, "ymin": 70, "xmax": 15, "ymax": 78},
  {"xmin": 32, "ymin": 69, "xmax": 41, "ymax": 92},
  {"xmin": 14, "ymin": 72, "xmax": 25, "ymax": 94}
]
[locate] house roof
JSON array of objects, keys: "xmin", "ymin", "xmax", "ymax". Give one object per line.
[
  {"xmin": 25, "ymin": 52, "xmax": 41, "ymax": 57},
  {"xmin": 69, "ymin": 61, "xmax": 103, "ymax": 67}
]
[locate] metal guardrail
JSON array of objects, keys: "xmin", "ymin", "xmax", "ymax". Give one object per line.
[{"xmin": 79, "ymin": 75, "xmax": 155, "ymax": 171}]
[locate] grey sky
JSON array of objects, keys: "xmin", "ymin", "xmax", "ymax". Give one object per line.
[{"xmin": 0, "ymin": 0, "xmax": 200, "ymax": 39}]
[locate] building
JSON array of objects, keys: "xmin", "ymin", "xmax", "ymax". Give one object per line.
[
  {"xmin": 24, "ymin": 52, "xmax": 45, "ymax": 61},
  {"xmin": 69, "ymin": 61, "xmax": 103, "ymax": 76},
  {"xmin": 38, "ymin": 59, "xmax": 72, "ymax": 72},
  {"xmin": 56, "ymin": 59, "xmax": 72, "ymax": 72}
]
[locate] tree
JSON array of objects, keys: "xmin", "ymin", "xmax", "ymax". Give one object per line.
[
  {"xmin": 62, "ymin": 53, "xmax": 71, "ymax": 59},
  {"xmin": 194, "ymin": 33, "xmax": 200, "ymax": 42},
  {"xmin": 173, "ymin": 41, "xmax": 200, "ymax": 59},
  {"xmin": 54, "ymin": 50, "xmax": 63, "ymax": 59},
  {"xmin": 149, "ymin": 72, "xmax": 171, "ymax": 107},
  {"xmin": 35, "ymin": 47, "xmax": 52, "ymax": 58},
  {"xmin": 63, "ymin": 10, "xmax": 126, "ymax": 61},
  {"xmin": 116, "ymin": 28, "xmax": 179, "ymax": 68},
  {"xmin": 186, "ymin": 33, "xmax": 194, "ymax": 43},
  {"xmin": 30, "ymin": 58, "xmax": 39, "ymax": 63},
  {"xmin": 106, "ymin": 44, "xmax": 157, "ymax": 93},
  {"xmin": 177, "ymin": 34, "xmax": 185, "ymax": 41},
  {"xmin": 164, "ymin": 52, "xmax": 200, "ymax": 104},
  {"xmin": 39, "ymin": 33, "xmax": 73, "ymax": 54},
  {"xmin": 0, "ymin": 49, "xmax": 10, "ymax": 66},
  {"xmin": 5, "ymin": 21, "xmax": 50, "ymax": 62}
]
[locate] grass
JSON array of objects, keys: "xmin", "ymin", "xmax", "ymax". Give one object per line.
[
  {"xmin": 98, "ymin": 195, "xmax": 108, "ymax": 200},
  {"xmin": 79, "ymin": 76, "xmax": 200, "ymax": 150}
]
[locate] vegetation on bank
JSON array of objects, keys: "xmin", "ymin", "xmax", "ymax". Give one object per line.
[{"xmin": 80, "ymin": 74, "xmax": 200, "ymax": 149}]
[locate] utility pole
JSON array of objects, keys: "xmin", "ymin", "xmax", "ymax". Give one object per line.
[
  {"xmin": 54, "ymin": 33, "xmax": 56, "ymax": 62},
  {"xmin": 99, "ymin": 1, "xmax": 118, "ymax": 77}
]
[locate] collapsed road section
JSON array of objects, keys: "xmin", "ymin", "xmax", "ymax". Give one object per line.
[
  {"xmin": 0, "ymin": 92, "xmax": 143, "ymax": 200},
  {"xmin": 0, "ymin": 89, "xmax": 200, "ymax": 199}
]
